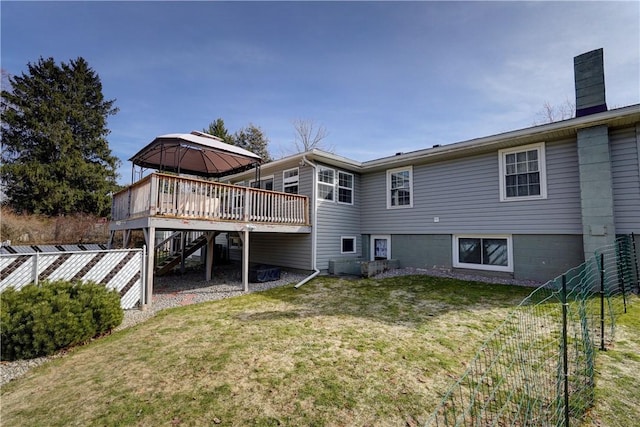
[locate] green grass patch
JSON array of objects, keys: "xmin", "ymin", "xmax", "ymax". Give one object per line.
[{"xmin": 2, "ymin": 276, "xmax": 634, "ymax": 426}]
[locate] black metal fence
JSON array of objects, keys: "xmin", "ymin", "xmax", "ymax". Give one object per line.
[{"xmin": 426, "ymin": 234, "xmax": 639, "ymax": 426}]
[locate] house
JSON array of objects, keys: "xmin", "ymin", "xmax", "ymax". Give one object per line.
[
  {"xmin": 222, "ymin": 48, "xmax": 640, "ymax": 283},
  {"xmin": 110, "ymin": 49, "xmax": 640, "ymax": 307}
]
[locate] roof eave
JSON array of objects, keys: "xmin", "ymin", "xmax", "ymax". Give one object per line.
[{"xmin": 361, "ymin": 104, "xmax": 640, "ymax": 171}]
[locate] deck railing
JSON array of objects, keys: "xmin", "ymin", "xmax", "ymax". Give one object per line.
[{"xmin": 112, "ymin": 173, "xmax": 309, "ymax": 225}]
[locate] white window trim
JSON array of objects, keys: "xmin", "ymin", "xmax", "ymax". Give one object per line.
[
  {"xmin": 386, "ymin": 166, "xmax": 413, "ymax": 209},
  {"xmin": 337, "ymin": 171, "xmax": 354, "ymax": 205},
  {"xmin": 317, "ymin": 166, "xmax": 336, "ymax": 202},
  {"xmin": 340, "ymin": 236, "xmax": 357, "ymax": 254},
  {"xmin": 452, "ymin": 235, "xmax": 513, "ymax": 273},
  {"xmin": 370, "ymin": 235, "xmax": 391, "ymax": 260},
  {"xmin": 282, "ymin": 168, "xmax": 299, "ymax": 194},
  {"xmin": 316, "ymin": 166, "xmax": 337, "ymax": 203},
  {"xmin": 498, "ymin": 142, "xmax": 547, "ymax": 202},
  {"xmin": 249, "ymin": 175, "xmax": 274, "ymax": 190}
]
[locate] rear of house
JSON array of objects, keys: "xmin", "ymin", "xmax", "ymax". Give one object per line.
[
  {"xmin": 359, "ymin": 108, "xmax": 640, "ymax": 282},
  {"xmin": 223, "ymin": 49, "xmax": 640, "ymax": 283}
]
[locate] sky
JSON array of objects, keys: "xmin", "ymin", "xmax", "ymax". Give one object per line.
[{"xmin": 2, "ymin": 1, "xmax": 639, "ymax": 185}]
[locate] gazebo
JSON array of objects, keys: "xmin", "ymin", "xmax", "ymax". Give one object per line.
[{"xmin": 129, "ymin": 130, "xmax": 262, "ymax": 180}]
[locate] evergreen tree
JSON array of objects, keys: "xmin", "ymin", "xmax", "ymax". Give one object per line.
[
  {"xmin": 231, "ymin": 124, "xmax": 271, "ymax": 162},
  {"xmin": 203, "ymin": 118, "xmax": 231, "ymax": 142},
  {"xmin": 1, "ymin": 57, "xmax": 120, "ymax": 216}
]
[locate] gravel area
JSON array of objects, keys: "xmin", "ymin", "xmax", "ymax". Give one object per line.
[
  {"xmin": 374, "ymin": 266, "xmax": 544, "ymax": 287},
  {"xmin": 1, "ymin": 266, "xmax": 542, "ymax": 386}
]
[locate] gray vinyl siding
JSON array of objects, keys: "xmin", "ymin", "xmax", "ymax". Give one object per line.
[
  {"xmin": 611, "ymin": 124, "xmax": 640, "ymax": 233},
  {"xmin": 316, "ymin": 163, "xmax": 362, "ymax": 271},
  {"xmin": 249, "ymin": 233, "xmax": 312, "ymax": 270},
  {"xmin": 361, "ymin": 138, "xmax": 582, "ymax": 235}
]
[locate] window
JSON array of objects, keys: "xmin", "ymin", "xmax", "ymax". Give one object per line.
[
  {"xmin": 250, "ymin": 175, "xmax": 274, "ymax": 191},
  {"xmin": 283, "ymin": 168, "xmax": 299, "ymax": 194},
  {"xmin": 317, "ymin": 167, "xmax": 335, "ymax": 201},
  {"xmin": 229, "ymin": 235, "xmax": 242, "ymax": 249},
  {"xmin": 341, "ymin": 236, "xmax": 356, "ymax": 254},
  {"xmin": 338, "ymin": 171, "xmax": 354, "ymax": 204},
  {"xmin": 499, "ymin": 143, "xmax": 547, "ymax": 201},
  {"xmin": 386, "ymin": 166, "xmax": 413, "ymax": 209},
  {"xmin": 453, "ymin": 235, "xmax": 513, "ymax": 272}
]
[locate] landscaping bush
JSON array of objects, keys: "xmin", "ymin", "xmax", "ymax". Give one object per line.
[{"xmin": 0, "ymin": 280, "xmax": 123, "ymax": 361}]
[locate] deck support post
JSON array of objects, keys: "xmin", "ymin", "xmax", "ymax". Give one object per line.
[
  {"xmin": 205, "ymin": 232, "xmax": 215, "ymax": 281},
  {"xmin": 123, "ymin": 229, "xmax": 132, "ymax": 248},
  {"xmin": 243, "ymin": 228, "xmax": 249, "ymax": 292},
  {"xmin": 142, "ymin": 226, "xmax": 155, "ymax": 309},
  {"xmin": 239, "ymin": 227, "xmax": 250, "ymax": 292}
]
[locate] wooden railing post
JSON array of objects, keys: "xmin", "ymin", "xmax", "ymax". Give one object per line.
[
  {"xmin": 149, "ymin": 174, "xmax": 159, "ymax": 216},
  {"xmin": 244, "ymin": 187, "xmax": 251, "ymax": 221}
]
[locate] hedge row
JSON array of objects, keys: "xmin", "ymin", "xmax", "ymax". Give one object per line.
[{"xmin": 1, "ymin": 280, "xmax": 124, "ymax": 361}]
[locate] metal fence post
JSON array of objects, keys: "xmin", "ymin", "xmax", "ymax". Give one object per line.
[
  {"xmin": 631, "ymin": 233, "xmax": 639, "ymax": 291},
  {"xmin": 599, "ymin": 253, "xmax": 606, "ymax": 352},
  {"xmin": 562, "ymin": 274, "xmax": 570, "ymax": 427},
  {"xmin": 33, "ymin": 251, "xmax": 39, "ymax": 286},
  {"xmin": 616, "ymin": 239, "xmax": 627, "ymax": 314},
  {"xmin": 141, "ymin": 245, "xmax": 146, "ymax": 310}
]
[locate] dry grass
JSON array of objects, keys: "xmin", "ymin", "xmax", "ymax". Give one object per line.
[
  {"xmin": 0, "ymin": 275, "xmax": 531, "ymax": 426},
  {"xmin": 582, "ymin": 301, "xmax": 640, "ymax": 426},
  {"xmin": 0, "ymin": 207, "xmax": 109, "ymax": 244},
  {"xmin": 1, "ymin": 276, "xmax": 636, "ymax": 426}
]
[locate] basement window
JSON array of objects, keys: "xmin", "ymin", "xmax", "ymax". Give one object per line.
[
  {"xmin": 341, "ymin": 236, "xmax": 356, "ymax": 254},
  {"xmin": 453, "ymin": 235, "xmax": 513, "ymax": 273}
]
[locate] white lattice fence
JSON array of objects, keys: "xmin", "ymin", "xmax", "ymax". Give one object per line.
[{"xmin": 0, "ymin": 247, "xmax": 144, "ymax": 309}]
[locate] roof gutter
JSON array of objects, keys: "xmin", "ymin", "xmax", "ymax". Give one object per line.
[{"xmin": 295, "ymin": 155, "xmax": 320, "ymax": 288}]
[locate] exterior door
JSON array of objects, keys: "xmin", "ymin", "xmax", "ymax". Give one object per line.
[{"xmin": 371, "ymin": 235, "xmax": 391, "ymax": 260}]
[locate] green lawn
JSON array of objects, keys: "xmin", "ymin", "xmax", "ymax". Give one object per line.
[{"xmin": 1, "ymin": 276, "xmax": 637, "ymax": 426}]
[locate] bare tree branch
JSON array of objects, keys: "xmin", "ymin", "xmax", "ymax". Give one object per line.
[
  {"xmin": 533, "ymin": 98, "xmax": 575, "ymax": 125},
  {"xmin": 292, "ymin": 118, "xmax": 333, "ymax": 153}
]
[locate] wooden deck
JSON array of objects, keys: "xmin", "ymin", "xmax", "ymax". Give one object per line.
[{"xmin": 110, "ymin": 173, "xmax": 311, "ymax": 233}]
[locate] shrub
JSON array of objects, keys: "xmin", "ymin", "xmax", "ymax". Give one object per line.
[{"xmin": 0, "ymin": 280, "xmax": 124, "ymax": 361}]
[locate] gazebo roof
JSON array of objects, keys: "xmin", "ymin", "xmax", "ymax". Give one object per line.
[{"xmin": 130, "ymin": 131, "xmax": 262, "ymax": 178}]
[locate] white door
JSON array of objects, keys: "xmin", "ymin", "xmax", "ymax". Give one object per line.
[{"xmin": 370, "ymin": 235, "xmax": 391, "ymax": 260}]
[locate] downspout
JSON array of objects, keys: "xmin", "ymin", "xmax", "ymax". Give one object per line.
[{"xmin": 295, "ymin": 155, "xmax": 320, "ymax": 288}]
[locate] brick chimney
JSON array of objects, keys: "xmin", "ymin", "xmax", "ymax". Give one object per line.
[{"xmin": 574, "ymin": 48, "xmax": 608, "ymax": 117}]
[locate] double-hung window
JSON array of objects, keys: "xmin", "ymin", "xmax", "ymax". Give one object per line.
[
  {"xmin": 453, "ymin": 235, "xmax": 513, "ymax": 272},
  {"xmin": 386, "ymin": 166, "xmax": 413, "ymax": 209},
  {"xmin": 283, "ymin": 168, "xmax": 299, "ymax": 194},
  {"xmin": 318, "ymin": 167, "xmax": 335, "ymax": 201},
  {"xmin": 337, "ymin": 171, "xmax": 353, "ymax": 204},
  {"xmin": 499, "ymin": 143, "xmax": 547, "ymax": 201},
  {"xmin": 318, "ymin": 167, "xmax": 355, "ymax": 204}
]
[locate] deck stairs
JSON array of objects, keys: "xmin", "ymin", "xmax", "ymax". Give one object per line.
[{"xmin": 155, "ymin": 233, "xmax": 208, "ymax": 276}]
